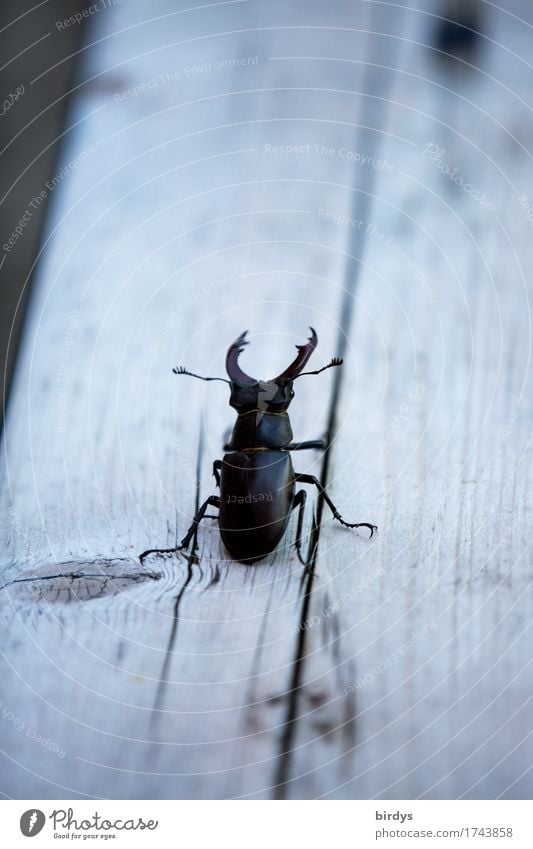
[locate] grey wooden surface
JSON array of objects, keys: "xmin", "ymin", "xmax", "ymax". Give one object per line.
[{"xmin": 1, "ymin": 0, "xmax": 532, "ymax": 799}]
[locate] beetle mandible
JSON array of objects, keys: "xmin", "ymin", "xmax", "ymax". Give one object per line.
[{"xmin": 140, "ymin": 328, "xmax": 377, "ymax": 565}]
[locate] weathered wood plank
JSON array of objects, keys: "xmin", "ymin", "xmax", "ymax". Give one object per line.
[
  {"xmin": 0, "ymin": 0, "xmax": 387, "ymax": 799},
  {"xmin": 1, "ymin": 0, "xmax": 531, "ymax": 801}
]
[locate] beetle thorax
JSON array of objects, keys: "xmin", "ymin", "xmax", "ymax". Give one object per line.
[
  {"xmin": 228, "ymin": 378, "xmax": 294, "ymax": 415},
  {"xmin": 227, "ymin": 379, "xmax": 294, "ymax": 450}
]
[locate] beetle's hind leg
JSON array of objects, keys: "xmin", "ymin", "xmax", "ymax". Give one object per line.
[
  {"xmin": 139, "ymin": 495, "xmax": 220, "ymax": 563},
  {"xmin": 295, "ymin": 473, "xmax": 377, "ymax": 537}
]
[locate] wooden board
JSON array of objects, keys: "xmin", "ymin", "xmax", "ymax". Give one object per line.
[{"xmin": 1, "ymin": 0, "xmax": 532, "ymax": 799}]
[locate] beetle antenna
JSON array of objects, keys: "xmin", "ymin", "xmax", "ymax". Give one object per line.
[
  {"xmin": 173, "ymin": 366, "xmax": 230, "ymax": 384},
  {"xmin": 294, "ymin": 357, "xmax": 343, "ymax": 378}
]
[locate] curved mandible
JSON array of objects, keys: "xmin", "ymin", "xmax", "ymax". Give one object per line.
[
  {"xmin": 273, "ymin": 327, "xmax": 318, "ymax": 381},
  {"xmin": 226, "ymin": 331, "xmax": 257, "ymax": 385}
]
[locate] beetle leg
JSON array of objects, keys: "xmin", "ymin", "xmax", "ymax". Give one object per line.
[
  {"xmin": 212, "ymin": 459, "xmax": 222, "ymax": 488},
  {"xmin": 139, "ymin": 495, "xmax": 220, "ymax": 563},
  {"xmin": 285, "ymin": 439, "xmax": 326, "ymax": 452},
  {"xmin": 179, "ymin": 495, "xmax": 221, "ymax": 552},
  {"xmin": 291, "ymin": 489, "xmax": 310, "ymax": 566},
  {"xmin": 294, "ymin": 473, "xmax": 377, "ymax": 537}
]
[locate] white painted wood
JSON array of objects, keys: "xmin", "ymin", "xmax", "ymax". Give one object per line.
[{"xmin": 1, "ymin": 0, "xmax": 531, "ymax": 801}]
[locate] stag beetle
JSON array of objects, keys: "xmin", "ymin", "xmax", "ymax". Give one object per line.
[{"xmin": 140, "ymin": 328, "xmax": 376, "ymax": 565}]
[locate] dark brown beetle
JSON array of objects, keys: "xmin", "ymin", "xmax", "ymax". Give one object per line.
[{"xmin": 141, "ymin": 328, "xmax": 376, "ymax": 564}]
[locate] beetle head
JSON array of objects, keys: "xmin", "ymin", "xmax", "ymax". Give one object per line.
[{"xmin": 226, "ymin": 328, "xmax": 318, "ymax": 415}]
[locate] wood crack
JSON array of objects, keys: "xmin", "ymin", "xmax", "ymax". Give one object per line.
[
  {"xmin": 150, "ymin": 559, "xmax": 195, "ymax": 720},
  {"xmin": 0, "ymin": 570, "xmax": 161, "ymax": 592},
  {"xmin": 271, "ymin": 2, "xmax": 402, "ymax": 797},
  {"xmin": 150, "ymin": 423, "xmax": 205, "ymax": 722}
]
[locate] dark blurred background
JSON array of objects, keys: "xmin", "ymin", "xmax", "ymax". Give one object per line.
[{"xmin": 0, "ymin": 0, "xmax": 87, "ymax": 418}]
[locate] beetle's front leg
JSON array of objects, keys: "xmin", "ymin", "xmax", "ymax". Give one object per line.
[
  {"xmin": 295, "ymin": 473, "xmax": 377, "ymax": 537},
  {"xmin": 285, "ymin": 439, "xmax": 326, "ymax": 452},
  {"xmin": 222, "ymin": 439, "xmax": 326, "ymax": 452}
]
